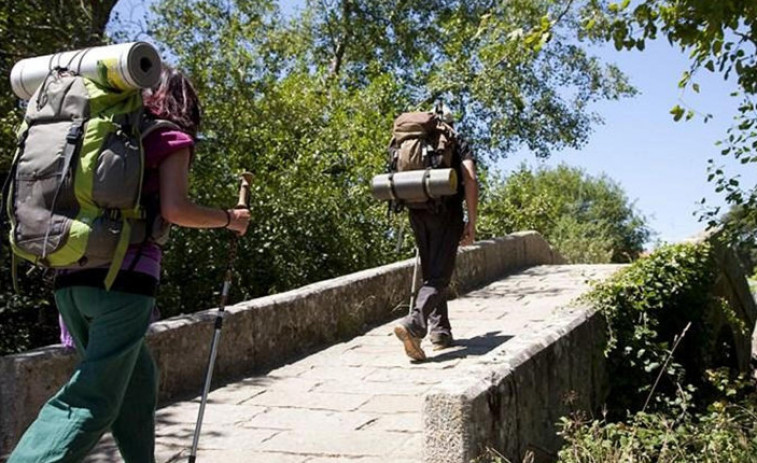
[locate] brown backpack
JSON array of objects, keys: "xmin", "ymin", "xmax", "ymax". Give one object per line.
[{"xmin": 389, "ymin": 112, "xmax": 457, "ymax": 172}]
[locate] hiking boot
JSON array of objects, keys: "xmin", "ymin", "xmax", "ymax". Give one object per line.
[
  {"xmin": 394, "ymin": 325, "xmax": 426, "ymax": 361},
  {"xmin": 430, "ymin": 333, "xmax": 454, "ymax": 351}
]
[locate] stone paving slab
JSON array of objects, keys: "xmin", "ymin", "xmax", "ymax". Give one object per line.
[{"xmin": 83, "ymin": 264, "xmax": 619, "ymax": 463}]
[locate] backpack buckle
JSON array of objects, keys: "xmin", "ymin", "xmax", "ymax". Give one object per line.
[
  {"xmin": 105, "ymin": 209, "xmax": 122, "ymax": 233},
  {"xmin": 66, "ymin": 122, "xmax": 84, "ymax": 143}
]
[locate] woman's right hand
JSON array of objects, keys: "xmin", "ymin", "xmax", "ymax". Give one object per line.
[{"xmin": 227, "ymin": 208, "xmax": 251, "ymax": 236}]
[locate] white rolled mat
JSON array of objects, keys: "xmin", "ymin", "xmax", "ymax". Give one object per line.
[{"xmin": 10, "ymin": 42, "xmax": 162, "ymax": 99}]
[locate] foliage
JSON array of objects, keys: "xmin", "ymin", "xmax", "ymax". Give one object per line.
[
  {"xmin": 478, "ymin": 164, "xmax": 650, "ymax": 263},
  {"xmin": 146, "ymin": 0, "xmax": 638, "ymax": 158},
  {"xmin": 141, "ymin": 0, "xmax": 640, "ymax": 315},
  {"xmin": 0, "ymin": 0, "xmax": 117, "ymax": 171},
  {"xmin": 558, "ymin": 370, "xmax": 757, "ymax": 463},
  {"xmin": 0, "ymin": 1, "xmax": 118, "ymax": 355},
  {"xmin": 581, "ymin": 0, "xmax": 756, "ymax": 96},
  {"xmin": 584, "ymin": 242, "xmax": 747, "ymax": 415},
  {"xmin": 550, "ymin": 215, "xmax": 614, "ymax": 264},
  {"xmin": 0, "ymin": 277, "xmax": 59, "ymax": 356},
  {"xmin": 720, "ymin": 205, "xmax": 757, "ymax": 276},
  {"xmin": 292, "ymin": 0, "xmax": 637, "ymax": 158},
  {"xmin": 1, "ymin": 0, "xmax": 640, "ymax": 352},
  {"xmin": 581, "ymin": 0, "xmax": 757, "ymax": 256},
  {"xmin": 476, "ymin": 240, "xmax": 756, "ymax": 461},
  {"xmin": 556, "ymin": 241, "xmax": 756, "ymax": 462}
]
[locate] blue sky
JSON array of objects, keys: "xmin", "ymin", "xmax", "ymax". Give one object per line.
[
  {"xmin": 497, "ymin": 38, "xmax": 752, "ymax": 245},
  {"xmin": 110, "ymin": 0, "xmax": 753, "ymax": 245}
]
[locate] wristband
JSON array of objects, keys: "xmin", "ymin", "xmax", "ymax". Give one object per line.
[{"xmin": 222, "ymin": 209, "xmax": 232, "ymax": 228}]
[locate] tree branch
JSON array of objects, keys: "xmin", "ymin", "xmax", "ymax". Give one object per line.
[
  {"xmin": 329, "ymin": 0, "xmax": 353, "ymax": 77},
  {"xmin": 487, "ymin": 0, "xmax": 575, "ymax": 74}
]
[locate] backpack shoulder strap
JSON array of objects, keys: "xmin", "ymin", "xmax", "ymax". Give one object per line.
[
  {"xmin": 140, "ymin": 118, "xmax": 183, "ymax": 140},
  {"xmin": 438, "ymin": 121, "xmax": 457, "ymax": 139}
]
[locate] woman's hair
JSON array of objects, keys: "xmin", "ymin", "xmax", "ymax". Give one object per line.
[{"xmin": 142, "ymin": 65, "xmax": 201, "ymax": 138}]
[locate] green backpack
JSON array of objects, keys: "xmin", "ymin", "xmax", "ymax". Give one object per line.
[{"xmin": 3, "ymin": 69, "xmax": 172, "ymax": 289}]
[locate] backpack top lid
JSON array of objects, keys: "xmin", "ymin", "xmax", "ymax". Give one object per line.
[{"xmin": 392, "ymin": 112, "xmax": 437, "ymax": 144}]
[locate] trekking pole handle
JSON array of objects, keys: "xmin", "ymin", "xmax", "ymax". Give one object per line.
[{"xmin": 236, "ymin": 172, "xmax": 254, "ymax": 209}]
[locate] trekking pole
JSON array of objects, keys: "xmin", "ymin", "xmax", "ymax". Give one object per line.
[
  {"xmin": 409, "ymin": 247, "xmax": 419, "ymax": 312},
  {"xmin": 189, "ymin": 172, "xmax": 253, "ymax": 463}
]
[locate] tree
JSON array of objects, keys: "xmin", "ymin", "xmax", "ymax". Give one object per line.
[
  {"xmin": 1, "ymin": 0, "xmax": 643, "ymax": 351},
  {"xmin": 139, "ymin": 0, "xmax": 638, "ymax": 315},
  {"xmin": 0, "ymin": 1, "xmax": 119, "ymax": 354},
  {"xmin": 478, "ymin": 164, "xmax": 651, "ymax": 263},
  {"xmin": 720, "ymin": 205, "xmax": 757, "ymax": 277},
  {"xmin": 580, "ymin": 0, "xmax": 757, "ymax": 239},
  {"xmin": 290, "ymin": 0, "xmax": 637, "ymax": 158},
  {"xmin": 0, "ymin": 0, "xmax": 118, "ymax": 171}
]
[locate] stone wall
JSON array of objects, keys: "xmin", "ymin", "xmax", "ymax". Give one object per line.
[
  {"xmin": 422, "ymin": 230, "xmax": 757, "ymax": 463},
  {"xmin": 423, "ymin": 302, "xmax": 608, "ymax": 463},
  {"xmin": 684, "ymin": 230, "xmax": 757, "ymax": 373},
  {"xmin": 0, "ymin": 231, "xmax": 563, "ymax": 454}
]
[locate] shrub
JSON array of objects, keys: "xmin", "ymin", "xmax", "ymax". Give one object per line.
[
  {"xmin": 478, "ymin": 164, "xmax": 650, "ymax": 264},
  {"xmin": 556, "ymin": 242, "xmax": 757, "ymax": 462},
  {"xmin": 558, "ymin": 370, "xmax": 757, "ymax": 463},
  {"xmin": 585, "ymin": 242, "xmax": 745, "ymax": 415}
]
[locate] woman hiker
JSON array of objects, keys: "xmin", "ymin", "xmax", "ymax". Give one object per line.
[{"xmin": 8, "ymin": 66, "xmax": 251, "ymax": 463}]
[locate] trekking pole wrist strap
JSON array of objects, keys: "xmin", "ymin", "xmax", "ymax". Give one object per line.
[{"xmin": 222, "ymin": 209, "xmax": 232, "ymax": 228}]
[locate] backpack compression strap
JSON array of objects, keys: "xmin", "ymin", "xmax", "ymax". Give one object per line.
[
  {"xmin": 2, "ymin": 158, "xmax": 21, "ymax": 292},
  {"xmin": 104, "ymin": 209, "xmax": 146, "ymax": 290}
]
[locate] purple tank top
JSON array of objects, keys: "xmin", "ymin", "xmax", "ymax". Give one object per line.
[{"xmin": 121, "ymin": 129, "xmax": 195, "ymax": 279}]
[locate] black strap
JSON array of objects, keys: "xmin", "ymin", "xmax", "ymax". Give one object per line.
[
  {"xmin": 387, "ymin": 137, "xmax": 397, "ymax": 168},
  {"xmin": 127, "ymin": 195, "xmax": 160, "ymax": 272},
  {"xmin": 421, "ymin": 168, "xmax": 433, "ymax": 199},
  {"xmin": 387, "ymin": 172, "xmax": 399, "ymax": 201},
  {"xmin": 41, "ymin": 120, "xmax": 84, "ymax": 258},
  {"xmin": 55, "ymin": 269, "xmax": 158, "ymax": 297}
]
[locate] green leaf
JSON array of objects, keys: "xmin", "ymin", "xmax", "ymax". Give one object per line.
[{"xmin": 670, "ymin": 105, "xmax": 685, "ymax": 122}]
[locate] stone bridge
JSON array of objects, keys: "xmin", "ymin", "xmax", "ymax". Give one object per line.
[{"xmin": 1, "ymin": 232, "xmax": 754, "ymax": 463}]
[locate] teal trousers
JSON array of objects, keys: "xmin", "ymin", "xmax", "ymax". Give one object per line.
[{"xmin": 8, "ymin": 287, "xmax": 158, "ymax": 463}]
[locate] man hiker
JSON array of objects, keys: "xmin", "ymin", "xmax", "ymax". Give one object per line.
[{"xmin": 394, "ymin": 104, "xmax": 479, "ymax": 361}]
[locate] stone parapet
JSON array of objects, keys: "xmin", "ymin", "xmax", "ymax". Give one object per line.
[
  {"xmin": 422, "ymin": 302, "xmax": 608, "ymax": 463},
  {"xmin": 0, "ymin": 231, "xmax": 562, "ymax": 454},
  {"xmin": 423, "ymin": 229, "xmax": 757, "ymax": 463}
]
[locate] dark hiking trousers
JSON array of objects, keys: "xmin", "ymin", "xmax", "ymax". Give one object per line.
[
  {"xmin": 8, "ymin": 287, "xmax": 158, "ymax": 463},
  {"xmin": 402, "ymin": 203, "xmax": 465, "ymax": 338}
]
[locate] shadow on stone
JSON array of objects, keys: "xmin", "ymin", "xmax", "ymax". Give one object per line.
[{"xmin": 427, "ymin": 331, "xmax": 514, "ymax": 363}]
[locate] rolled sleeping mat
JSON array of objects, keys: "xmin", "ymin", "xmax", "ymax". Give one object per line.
[
  {"xmin": 10, "ymin": 42, "xmax": 162, "ymax": 100},
  {"xmin": 371, "ymin": 168, "xmax": 458, "ymax": 202}
]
